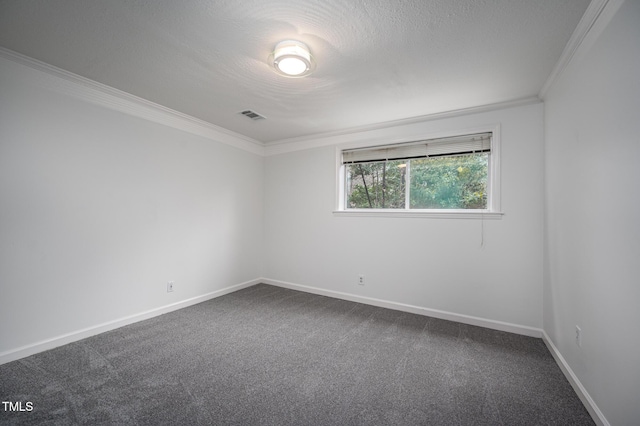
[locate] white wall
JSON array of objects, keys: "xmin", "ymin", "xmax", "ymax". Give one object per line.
[
  {"xmin": 264, "ymin": 102, "xmax": 545, "ymax": 329},
  {"xmin": 543, "ymin": 0, "xmax": 640, "ymax": 424},
  {"xmin": 0, "ymin": 56, "xmax": 264, "ymax": 355},
  {"xmin": 2, "ymin": 3, "xmax": 637, "ymax": 421}
]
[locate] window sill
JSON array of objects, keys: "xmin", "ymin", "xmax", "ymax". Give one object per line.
[{"xmin": 332, "ymin": 209, "xmax": 504, "ymax": 219}]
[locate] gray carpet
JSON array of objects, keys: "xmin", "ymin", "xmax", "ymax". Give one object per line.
[{"xmin": 1, "ymin": 284, "xmax": 594, "ymax": 425}]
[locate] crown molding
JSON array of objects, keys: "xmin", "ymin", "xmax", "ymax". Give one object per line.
[
  {"xmin": 0, "ymin": 47, "xmax": 266, "ymax": 156},
  {"xmin": 539, "ymin": 0, "xmax": 623, "ymax": 99},
  {"xmin": 264, "ymin": 97, "xmax": 540, "ymax": 156}
]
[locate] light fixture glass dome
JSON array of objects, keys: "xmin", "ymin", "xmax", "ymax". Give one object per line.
[{"xmin": 271, "ymin": 40, "xmax": 315, "ymax": 77}]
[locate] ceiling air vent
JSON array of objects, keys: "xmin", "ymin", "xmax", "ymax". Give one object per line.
[{"xmin": 239, "ymin": 110, "xmax": 266, "ymax": 121}]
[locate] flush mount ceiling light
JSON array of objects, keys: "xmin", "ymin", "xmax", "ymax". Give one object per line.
[{"xmin": 270, "ymin": 40, "xmax": 315, "ymax": 77}]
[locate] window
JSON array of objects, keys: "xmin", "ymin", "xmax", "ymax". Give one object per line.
[{"xmin": 336, "ymin": 131, "xmax": 502, "ymax": 218}]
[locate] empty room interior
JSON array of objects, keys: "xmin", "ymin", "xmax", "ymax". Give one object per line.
[{"xmin": 1, "ymin": 0, "xmax": 639, "ymax": 424}]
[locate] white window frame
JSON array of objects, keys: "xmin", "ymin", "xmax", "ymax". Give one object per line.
[{"xmin": 334, "ymin": 125, "xmax": 503, "ymax": 219}]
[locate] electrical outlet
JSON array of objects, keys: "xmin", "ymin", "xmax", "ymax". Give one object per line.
[
  {"xmin": 167, "ymin": 281, "xmax": 174, "ymax": 293},
  {"xmin": 358, "ymin": 275, "xmax": 365, "ymax": 286},
  {"xmin": 575, "ymin": 325, "xmax": 582, "ymax": 347}
]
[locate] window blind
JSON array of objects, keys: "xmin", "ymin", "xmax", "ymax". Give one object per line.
[{"xmin": 342, "ymin": 132, "xmax": 492, "ymax": 164}]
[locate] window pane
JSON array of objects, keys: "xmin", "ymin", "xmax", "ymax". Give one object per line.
[
  {"xmin": 346, "ymin": 160, "xmax": 406, "ymax": 208},
  {"xmin": 409, "ymin": 153, "xmax": 488, "ymax": 209}
]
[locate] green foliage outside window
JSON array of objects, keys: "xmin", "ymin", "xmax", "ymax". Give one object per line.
[
  {"xmin": 346, "ymin": 160, "xmax": 406, "ymax": 208},
  {"xmin": 346, "ymin": 153, "xmax": 487, "ymax": 209}
]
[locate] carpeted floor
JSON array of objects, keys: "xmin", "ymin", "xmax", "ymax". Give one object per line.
[{"xmin": 1, "ymin": 283, "xmax": 594, "ymax": 425}]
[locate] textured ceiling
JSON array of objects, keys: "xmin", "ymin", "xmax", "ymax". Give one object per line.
[{"xmin": 0, "ymin": 0, "xmax": 591, "ymax": 144}]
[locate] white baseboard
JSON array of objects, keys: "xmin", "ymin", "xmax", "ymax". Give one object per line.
[
  {"xmin": 542, "ymin": 331, "xmax": 609, "ymax": 426},
  {"xmin": 263, "ymin": 278, "xmax": 606, "ymax": 425},
  {"xmin": 0, "ymin": 278, "xmax": 261, "ymax": 365},
  {"xmin": 261, "ymin": 278, "xmax": 543, "ymax": 338},
  {"xmin": 1, "ymin": 277, "xmax": 608, "ymax": 426}
]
